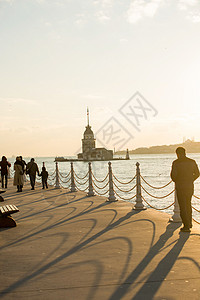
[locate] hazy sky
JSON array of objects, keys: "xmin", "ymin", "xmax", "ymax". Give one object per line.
[{"xmin": 1, "ymin": 0, "xmax": 200, "ymax": 157}]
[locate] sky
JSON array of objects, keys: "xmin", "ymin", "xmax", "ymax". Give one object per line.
[{"xmin": 1, "ymin": 0, "xmax": 200, "ymax": 157}]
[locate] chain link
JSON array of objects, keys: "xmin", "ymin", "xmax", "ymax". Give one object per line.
[
  {"xmin": 192, "ymin": 206, "xmax": 200, "ymax": 213},
  {"xmin": 92, "ymin": 179, "xmax": 109, "ymax": 190},
  {"xmin": 74, "ymin": 182, "xmax": 89, "ymax": 192},
  {"xmin": 58, "ymin": 170, "xmax": 71, "ymax": 178},
  {"xmin": 93, "ymin": 187, "xmax": 109, "ymax": 196},
  {"xmin": 140, "ymin": 175, "xmax": 173, "ymax": 189},
  {"xmin": 48, "ymin": 170, "xmax": 56, "ymax": 177},
  {"xmin": 141, "ymin": 184, "xmax": 175, "ymax": 199},
  {"xmin": 91, "ymin": 172, "xmax": 109, "ymax": 183},
  {"xmin": 113, "ymin": 181, "xmax": 137, "ymax": 193},
  {"xmin": 58, "ymin": 175, "xmax": 71, "ymax": 184},
  {"xmin": 193, "ymin": 194, "xmax": 200, "ymax": 200},
  {"xmin": 114, "ymin": 189, "xmax": 136, "ymax": 201},
  {"xmin": 59, "ymin": 182, "xmax": 71, "ymax": 189},
  {"xmin": 192, "ymin": 217, "xmax": 200, "ymax": 225},
  {"xmin": 74, "ymin": 171, "xmax": 89, "ymax": 180},
  {"xmin": 74, "ymin": 177, "xmax": 89, "ymax": 185},
  {"xmin": 112, "ymin": 173, "xmax": 136, "ymax": 185},
  {"xmin": 141, "ymin": 196, "xmax": 175, "ymax": 210}
]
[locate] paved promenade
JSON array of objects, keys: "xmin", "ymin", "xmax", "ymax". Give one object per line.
[{"xmin": 0, "ymin": 180, "xmax": 200, "ymax": 300}]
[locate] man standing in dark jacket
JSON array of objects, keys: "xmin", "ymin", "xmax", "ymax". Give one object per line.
[
  {"xmin": 171, "ymin": 147, "xmax": 199, "ymax": 232},
  {"xmin": 26, "ymin": 158, "xmax": 39, "ymax": 190},
  {"xmin": 0, "ymin": 156, "xmax": 11, "ymax": 188}
]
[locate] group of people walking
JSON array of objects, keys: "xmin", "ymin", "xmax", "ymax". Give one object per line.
[{"xmin": 0, "ymin": 156, "xmax": 48, "ymax": 192}]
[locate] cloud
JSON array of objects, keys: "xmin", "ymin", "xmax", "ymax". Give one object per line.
[
  {"xmin": 95, "ymin": 10, "xmax": 110, "ymax": 23},
  {"xmin": 93, "ymin": 0, "xmax": 113, "ymax": 23},
  {"xmin": 178, "ymin": 0, "xmax": 198, "ymax": 11},
  {"xmin": 127, "ymin": 0, "xmax": 163, "ymax": 24},
  {"xmin": 75, "ymin": 13, "xmax": 87, "ymax": 26},
  {"xmin": 177, "ymin": 0, "xmax": 200, "ymax": 23}
]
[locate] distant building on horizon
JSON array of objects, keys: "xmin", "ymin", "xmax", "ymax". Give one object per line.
[{"xmin": 77, "ymin": 109, "xmax": 113, "ymax": 161}]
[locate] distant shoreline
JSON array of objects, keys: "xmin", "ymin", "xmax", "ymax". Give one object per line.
[{"xmin": 115, "ymin": 140, "xmax": 200, "ymax": 155}]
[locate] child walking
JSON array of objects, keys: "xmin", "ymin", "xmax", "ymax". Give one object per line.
[{"xmin": 39, "ymin": 167, "xmax": 48, "ymax": 189}]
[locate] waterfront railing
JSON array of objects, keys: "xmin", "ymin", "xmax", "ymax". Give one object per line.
[{"xmin": 9, "ymin": 162, "xmax": 200, "ymax": 225}]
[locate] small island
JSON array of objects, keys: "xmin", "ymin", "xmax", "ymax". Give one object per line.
[{"xmin": 55, "ymin": 109, "xmax": 130, "ymax": 162}]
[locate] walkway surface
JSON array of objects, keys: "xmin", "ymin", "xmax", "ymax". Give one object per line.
[{"xmin": 0, "ymin": 180, "xmax": 200, "ymax": 300}]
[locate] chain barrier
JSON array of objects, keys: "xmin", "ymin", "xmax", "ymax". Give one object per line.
[
  {"xmin": 15, "ymin": 161, "xmax": 198, "ymax": 225},
  {"xmin": 114, "ymin": 189, "xmax": 136, "ymax": 201},
  {"xmin": 58, "ymin": 175, "xmax": 71, "ymax": 184},
  {"xmin": 92, "ymin": 179, "xmax": 109, "ymax": 190},
  {"xmin": 193, "ymin": 194, "xmax": 200, "ymax": 200},
  {"xmin": 113, "ymin": 180, "xmax": 137, "ymax": 193},
  {"xmin": 93, "ymin": 187, "xmax": 109, "ymax": 196},
  {"xmin": 91, "ymin": 171, "xmax": 109, "ymax": 183},
  {"xmin": 141, "ymin": 196, "xmax": 175, "ymax": 210},
  {"xmin": 112, "ymin": 173, "xmax": 136, "ymax": 185},
  {"xmin": 59, "ymin": 182, "xmax": 71, "ymax": 189},
  {"xmin": 48, "ymin": 170, "xmax": 56, "ymax": 177},
  {"xmin": 192, "ymin": 205, "xmax": 200, "ymax": 213},
  {"xmin": 141, "ymin": 184, "xmax": 175, "ymax": 199},
  {"xmin": 58, "ymin": 170, "xmax": 71, "ymax": 178},
  {"xmin": 74, "ymin": 171, "xmax": 89, "ymax": 180},
  {"xmin": 140, "ymin": 175, "xmax": 173, "ymax": 189},
  {"xmin": 192, "ymin": 217, "xmax": 200, "ymax": 225},
  {"xmin": 74, "ymin": 182, "xmax": 89, "ymax": 192},
  {"xmin": 74, "ymin": 176, "xmax": 89, "ymax": 186},
  {"xmin": 48, "ymin": 175, "xmax": 56, "ymax": 181}
]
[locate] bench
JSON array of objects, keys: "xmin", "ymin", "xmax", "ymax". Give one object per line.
[
  {"xmin": 0, "ymin": 205, "xmax": 19, "ymax": 228},
  {"xmin": 0, "ymin": 190, "xmax": 6, "ymax": 202}
]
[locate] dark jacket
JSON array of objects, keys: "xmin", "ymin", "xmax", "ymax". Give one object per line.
[
  {"xmin": 171, "ymin": 156, "xmax": 199, "ymax": 189},
  {"xmin": 0, "ymin": 160, "xmax": 11, "ymax": 175},
  {"xmin": 39, "ymin": 170, "xmax": 48, "ymax": 181},
  {"xmin": 26, "ymin": 162, "xmax": 39, "ymax": 176}
]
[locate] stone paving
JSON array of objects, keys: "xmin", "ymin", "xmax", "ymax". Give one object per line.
[{"xmin": 0, "ymin": 180, "xmax": 200, "ymax": 299}]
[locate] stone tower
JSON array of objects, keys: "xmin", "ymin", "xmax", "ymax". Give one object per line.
[
  {"xmin": 82, "ymin": 125, "xmax": 96, "ymax": 153},
  {"xmin": 82, "ymin": 108, "xmax": 96, "ymax": 155}
]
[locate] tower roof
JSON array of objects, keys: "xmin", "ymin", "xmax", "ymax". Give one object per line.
[{"xmin": 84, "ymin": 125, "xmax": 94, "ymax": 136}]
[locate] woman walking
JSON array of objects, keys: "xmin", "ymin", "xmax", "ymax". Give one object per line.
[{"xmin": 13, "ymin": 157, "xmax": 24, "ymax": 192}]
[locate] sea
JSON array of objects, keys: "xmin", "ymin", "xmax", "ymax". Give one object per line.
[{"xmin": 8, "ymin": 153, "xmax": 200, "ymax": 223}]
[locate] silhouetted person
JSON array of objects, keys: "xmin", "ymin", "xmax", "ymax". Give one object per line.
[
  {"xmin": 26, "ymin": 158, "xmax": 39, "ymax": 190},
  {"xmin": 13, "ymin": 156, "xmax": 24, "ymax": 192},
  {"xmin": 171, "ymin": 147, "xmax": 199, "ymax": 232},
  {"xmin": 20, "ymin": 156, "xmax": 26, "ymax": 168},
  {"xmin": 0, "ymin": 156, "xmax": 11, "ymax": 189},
  {"xmin": 39, "ymin": 166, "xmax": 48, "ymax": 189}
]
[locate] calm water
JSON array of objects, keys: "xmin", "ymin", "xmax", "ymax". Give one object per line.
[{"xmin": 8, "ymin": 154, "xmax": 200, "ymax": 222}]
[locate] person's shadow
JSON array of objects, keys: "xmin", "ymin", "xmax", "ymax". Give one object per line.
[{"xmin": 109, "ymin": 222, "xmax": 189, "ymax": 300}]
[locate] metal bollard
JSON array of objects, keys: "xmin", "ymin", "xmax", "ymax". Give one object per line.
[
  {"xmin": 70, "ymin": 162, "xmax": 76, "ymax": 192},
  {"xmin": 133, "ymin": 162, "xmax": 146, "ymax": 210},
  {"xmin": 55, "ymin": 162, "xmax": 60, "ymax": 189},
  {"xmin": 107, "ymin": 162, "xmax": 117, "ymax": 202},
  {"xmin": 170, "ymin": 189, "xmax": 181, "ymax": 222},
  {"xmin": 87, "ymin": 162, "xmax": 94, "ymax": 197}
]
